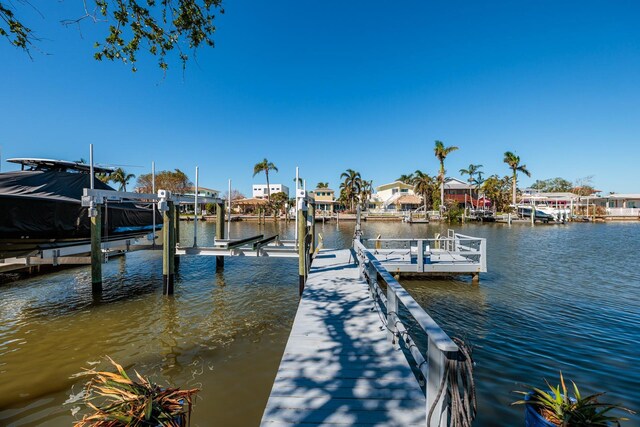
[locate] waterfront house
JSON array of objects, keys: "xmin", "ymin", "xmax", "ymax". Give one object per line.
[
  {"xmin": 443, "ymin": 178, "xmax": 477, "ymax": 206},
  {"xmin": 310, "ymin": 188, "xmax": 336, "ymax": 213},
  {"xmin": 233, "ymin": 197, "xmax": 268, "ymax": 214},
  {"xmin": 370, "ymin": 181, "xmax": 417, "ymax": 211},
  {"xmin": 253, "ymin": 184, "xmax": 289, "ymax": 199},
  {"xmin": 593, "ymin": 193, "xmax": 640, "ymax": 218},
  {"xmin": 182, "ymin": 186, "xmax": 220, "ymax": 214}
]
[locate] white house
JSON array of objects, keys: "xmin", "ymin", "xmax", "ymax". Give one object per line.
[
  {"xmin": 182, "ymin": 186, "xmax": 220, "ymax": 213},
  {"xmin": 252, "ymin": 184, "xmax": 289, "ymax": 199},
  {"xmin": 370, "ymin": 181, "xmax": 418, "ymax": 211}
]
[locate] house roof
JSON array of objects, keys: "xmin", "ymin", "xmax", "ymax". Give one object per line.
[
  {"xmin": 444, "ymin": 177, "xmax": 474, "ymax": 190},
  {"xmin": 312, "ymin": 188, "xmax": 335, "ymax": 192},
  {"xmin": 606, "ymin": 193, "xmax": 640, "ymax": 199},
  {"xmin": 396, "ymin": 195, "xmax": 422, "ymax": 204},
  {"xmin": 186, "ymin": 186, "xmax": 220, "ymax": 193},
  {"xmin": 234, "ymin": 197, "xmax": 268, "ymax": 206},
  {"xmin": 375, "ymin": 181, "xmax": 414, "ymax": 192}
]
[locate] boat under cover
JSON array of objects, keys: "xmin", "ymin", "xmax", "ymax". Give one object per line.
[{"xmin": 0, "ymin": 169, "xmax": 161, "ymax": 259}]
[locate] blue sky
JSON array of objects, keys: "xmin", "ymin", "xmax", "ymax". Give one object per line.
[{"xmin": 1, "ymin": 1, "xmax": 639, "ymax": 194}]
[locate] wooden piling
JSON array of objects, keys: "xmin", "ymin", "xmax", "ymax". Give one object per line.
[
  {"xmin": 472, "ymin": 272, "xmax": 479, "ymax": 284},
  {"xmin": 163, "ymin": 201, "xmax": 176, "ymax": 295},
  {"xmin": 309, "ymin": 203, "xmax": 315, "ymax": 254},
  {"xmin": 174, "ymin": 203, "xmax": 180, "ymax": 266},
  {"xmin": 298, "ymin": 208, "xmax": 307, "ymax": 296},
  {"xmin": 90, "ymin": 205, "xmax": 102, "ymax": 293},
  {"xmin": 216, "ymin": 201, "xmax": 225, "ymax": 271}
]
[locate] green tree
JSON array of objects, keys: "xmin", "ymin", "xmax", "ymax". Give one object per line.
[
  {"xmin": 359, "ymin": 180, "xmax": 373, "ymax": 210},
  {"xmin": 316, "ymin": 182, "xmax": 329, "ymax": 188},
  {"xmin": 459, "ymin": 163, "xmax": 483, "ymax": 208},
  {"xmin": 1, "ymin": 0, "xmax": 224, "ymax": 71},
  {"xmin": 503, "ymin": 151, "xmax": 531, "ymax": 205},
  {"xmin": 530, "ymin": 177, "xmax": 573, "ymax": 192},
  {"xmin": 270, "ymin": 191, "xmax": 288, "ymax": 219},
  {"xmin": 109, "ymin": 167, "xmax": 135, "ymax": 192},
  {"xmin": 136, "ymin": 169, "xmax": 192, "ymax": 194},
  {"xmin": 339, "ymin": 169, "xmax": 362, "ymax": 211},
  {"xmin": 434, "ymin": 140, "xmax": 459, "ymax": 208},
  {"xmin": 397, "ymin": 174, "xmax": 414, "ymax": 184},
  {"xmin": 482, "ymin": 174, "xmax": 512, "ymax": 212},
  {"xmin": 253, "ymin": 158, "xmax": 278, "ymax": 201},
  {"xmin": 411, "ymin": 170, "xmax": 434, "ymax": 213}
]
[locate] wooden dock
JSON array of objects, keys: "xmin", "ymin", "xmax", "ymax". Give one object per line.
[{"xmin": 261, "ymin": 248, "xmax": 426, "ymax": 426}]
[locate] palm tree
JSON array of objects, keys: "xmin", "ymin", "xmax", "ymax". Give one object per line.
[
  {"xmin": 503, "ymin": 151, "xmax": 531, "ymax": 204},
  {"xmin": 316, "ymin": 182, "xmax": 329, "ymax": 189},
  {"xmin": 253, "ymin": 158, "xmax": 278, "ymax": 201},
  {"xmin": 359, "ymin": 180, "xmax": 373, "ymax": 210},
  {"xmin": 459, "ymin": 164, "xmax": 483, "ymax": 209},
  {"xmin": 339, "ymin": 169, "xmax": 362, "ymax": 211},
  {"xmin": 434, "ymin": 140, "xmax": 459, "ymax": 208},
  {"xmin": 110, "ymin": 168, "xmax": 135, "ymax": 192},
  {"xmin": 412, "ymin": 170, "xmax": 433, "ymax": 213},
  {"xmin": 397, "ymin": 174, "xmax": 414, "ymax": 184}
]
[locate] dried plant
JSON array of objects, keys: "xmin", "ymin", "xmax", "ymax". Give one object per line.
[{"xmin": 75, "ymin": 357, "xmax": 199, "ymax": 427}]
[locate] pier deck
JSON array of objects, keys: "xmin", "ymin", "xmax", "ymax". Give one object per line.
[{"xmin": 261, "ymin": 249, "xmax": 425, "ymax": 426}]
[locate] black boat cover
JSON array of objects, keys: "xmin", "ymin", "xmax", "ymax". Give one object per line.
[{"xmin": 0, "ymin": 170, "xmax": 161, "ymax": 239}]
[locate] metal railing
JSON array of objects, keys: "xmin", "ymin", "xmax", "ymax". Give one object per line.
[
  {"xmin": 606, "ymin": 207, "xmax": 640, "ymax": 217},
  {"xmin": 354, "ymin": 238, "xmax": 459, "ymax": 426},
  {"xmin": 361, "ymin": 230, "xmax": 487, "ymax": 274}
]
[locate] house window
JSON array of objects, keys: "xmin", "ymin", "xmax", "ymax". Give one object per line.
[{"xmin": 401, "ymin": 189, "xmax": 408, "ymax": 193}]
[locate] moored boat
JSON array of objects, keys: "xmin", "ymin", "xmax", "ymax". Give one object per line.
[{"xmin": 0, "ymin": 158, "xmax": 161, "ymax": 259}]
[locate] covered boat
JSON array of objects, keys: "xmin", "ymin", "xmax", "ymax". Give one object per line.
[{"xmin": 0, "ymin": 158, "xmax": 161, "ymax": 259}]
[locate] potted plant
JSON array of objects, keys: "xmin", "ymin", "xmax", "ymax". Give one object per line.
[
  {"xmin": 74, "ymin": 357, "xmax": 199, "ymax": 427},
  {"xmin": 513, "ymin": 372, "xmax": 634, "ymax": 426}
]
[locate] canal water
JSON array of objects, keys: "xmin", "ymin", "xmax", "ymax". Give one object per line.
[{"xmin": 0, "ymin": 221, "xmax": 638, "ymax": 426}]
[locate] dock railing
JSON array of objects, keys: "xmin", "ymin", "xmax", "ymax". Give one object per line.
[
  {"xmin": 361, "ymin": 230, "xmax": 487, "ymax": 274},
  {"xmin": 353, "ymin": 238, "xmax": 460, "ymax": 426}
]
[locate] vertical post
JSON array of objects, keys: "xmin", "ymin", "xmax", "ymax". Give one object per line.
[
  {"xmin": 163, "ymin": 201, "xmax": 176, "ymax": 295},
  {"xmin": 426, "ymin": 339, "xmax": 450, "ymax": 427},
  {"xmin": 294, "ymin": 166, "xmax": 299, "ymax": 242},
  {"xmin": 417, "ymin": 239, "xmax": 424, "ymax": 272},
  {"xmin": 91, "ymin": 204, "xmax": 102, "ymax": 293},
  {"xmin": 309, "ymin": 202, "xmax": 316, "ymax": 254},
  {"xmin": 298, "ymin": 206, "xmax": 307, "ymax": 296},
  {"xmin": 216, "ymin": 201, "xmax": 225, "ymax": 271},
  {"xmin": 174, "ymin": 201, "xmax": 180, "ymax": 266},
  {"xmin": 152, "ymin": 161, "xmax": 156, "ymax": 248},
  {"xmin": 228, "ymin": 179, "xmax": 232, "ymax": 238},
  {"xmin": 387, "ymin": 285, "xmax": 399, "ymax": 350},
  {"xmin": 193, "ymin": 166, "xmax": 199, "ymax": 247}
]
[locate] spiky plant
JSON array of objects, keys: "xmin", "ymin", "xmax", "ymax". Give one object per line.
[
  {"xmin": 513, "ymin": 372, "xmax": 634, "ymax": 426},
  {"xmin": 75, "ymin": 357, "xmax": 199, "ymax": 427}
]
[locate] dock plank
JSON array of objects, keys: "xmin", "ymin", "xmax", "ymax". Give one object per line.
[{"xmin": 260, "ymin": 249, "xmax": 425, "ymax": 427}]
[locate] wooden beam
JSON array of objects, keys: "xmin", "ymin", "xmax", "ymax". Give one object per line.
[{"xmin": 91, "ymin": 205, "xmax": 102, "ymax": 293}]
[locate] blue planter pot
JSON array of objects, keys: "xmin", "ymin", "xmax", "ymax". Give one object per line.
[{"xmin": 524, "ymin": 393, "xmax": 557, "ymax": 427}]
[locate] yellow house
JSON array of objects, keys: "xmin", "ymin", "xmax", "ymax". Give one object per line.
[{"xmin": 311, "ymin": 188, "xmax": 336, "ymax": 213}]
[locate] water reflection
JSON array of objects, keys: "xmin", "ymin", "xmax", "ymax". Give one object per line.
[{"xmin": 0, "ymin": 221, "xmax": 639, "ymax": 426}]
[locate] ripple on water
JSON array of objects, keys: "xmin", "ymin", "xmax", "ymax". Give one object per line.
[{"xmin": 1, "ymin": 221, "xmax": 639, "ymax": 426}]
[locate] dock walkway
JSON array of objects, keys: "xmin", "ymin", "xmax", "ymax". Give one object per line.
[{"xmin": 261, "ymin": 249, "xmax": 425, "ymax": 426}]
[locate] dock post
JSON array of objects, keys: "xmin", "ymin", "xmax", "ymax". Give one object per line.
[
  {"xmin": 426, "ymin": 338, "xmax": 450, "ymax": 427},
  {"xmin": 472, "ymin": 272, "xmax": 479, "ymax": 284},
  {"xmin": 387, "ymin": 287, "xmax": 399, "ymax": 350},
  {"xmin": 216, "ymin": 201, "xmax": 225, "ymax": 271},
  {"xmin": 163, "ymin": 201, "xmax": 176, "ymax": 295},
  {"xmin": 174, "ymin": 203, "xmax": 180, "ymax": 266},
  {"xmin": 298, "ymin": 207, "xmax": 307, "ymax": 296},
  {"xmin": 309, "ymin": 203, "xmax": 316, "ymax": 254},
  {"xmin": 90, "ymin": 204, "xmax": 102, "ymax": 293}
]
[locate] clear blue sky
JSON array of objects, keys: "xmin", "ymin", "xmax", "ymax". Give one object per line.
[{"xmin": 1, "ymin": 1, "xmax": 639, "ymax": 194}]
